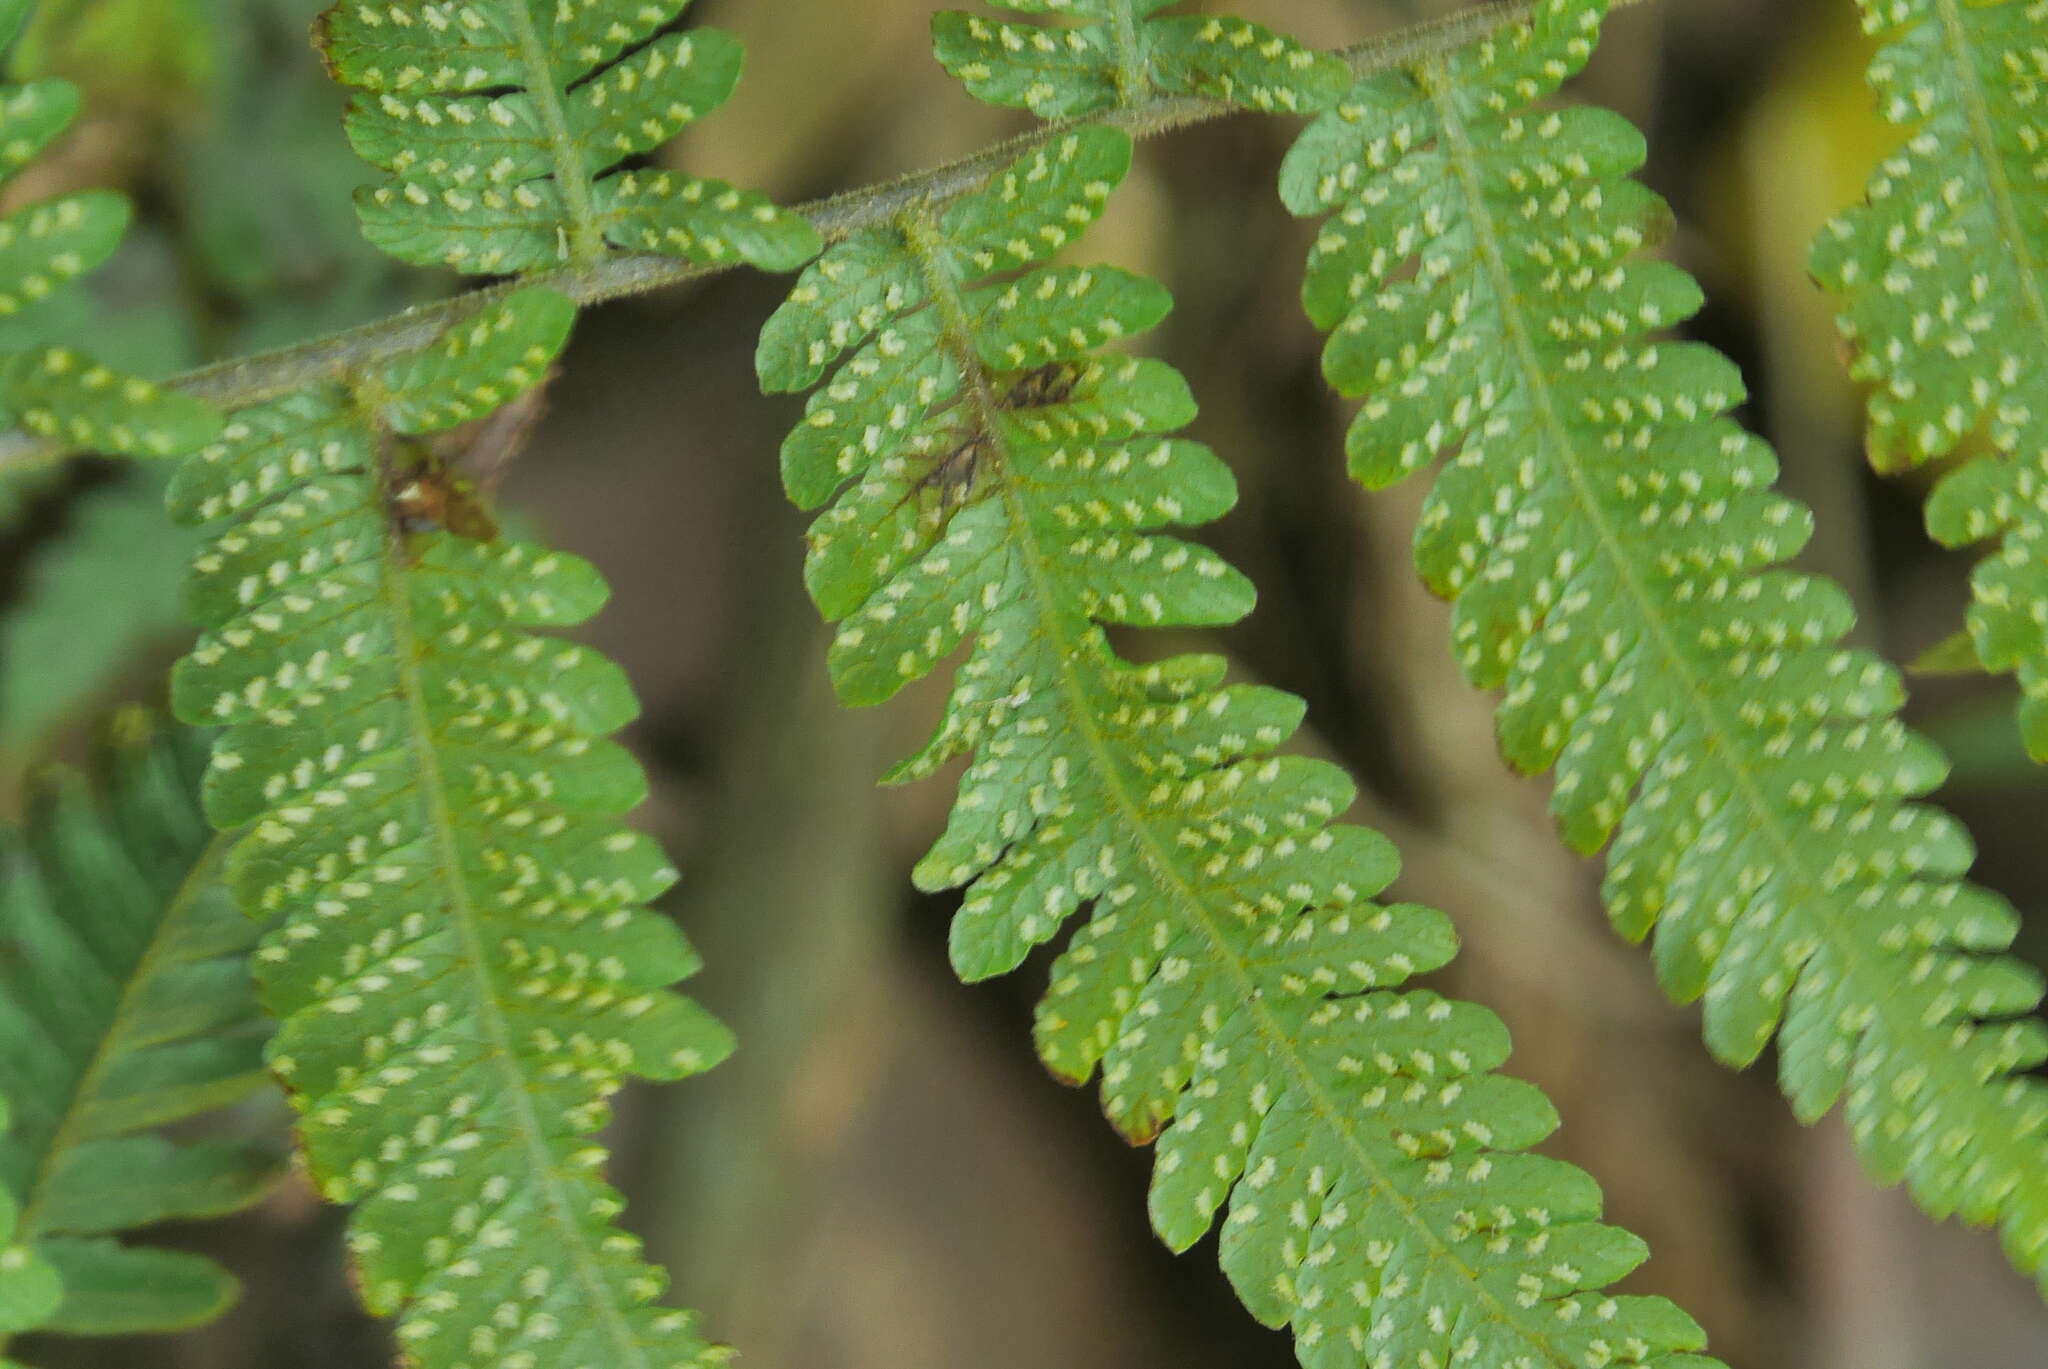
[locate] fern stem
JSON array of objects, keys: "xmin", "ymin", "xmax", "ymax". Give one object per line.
[{"xmin": 0, "ymin": 0, "xmax": 1654, "ymax": 476}]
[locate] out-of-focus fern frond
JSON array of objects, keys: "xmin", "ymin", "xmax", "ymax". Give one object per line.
[
  {"xmin": 1812, "ymin": 0, "xmax": 2048, "ymax": 473},
  {"xmin": 0, "ymin": 3, "xmax": 218, "ymax": 459},
  {"xmin": 0, "ymin": 719, "xmax": 275, "ymax": 1352}
]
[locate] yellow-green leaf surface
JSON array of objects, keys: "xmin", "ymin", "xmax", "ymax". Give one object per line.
[
  {"xmin": 320, "ymin": 0, "xmax": 819, "ymax": 274},
  {"xmin": 761, "ymin": 126, "xmax": 1726, "ymax": 1369},
  {"xmin": 1284, "ymin": 0, "xmax": 2048, "ymax": 1296},
  {"xmin": 168, "ymin": 289, "xmax": 732, "ymax": 1369}
]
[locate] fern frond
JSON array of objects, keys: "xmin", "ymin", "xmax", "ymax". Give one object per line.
[
  {"xmin": 317, "ymin": 0, "xmax": 821, "ymax": 276},
  {"xmin": 760, "ymin": 126, "xmax": 1725, "ymax": 1369},
  {"xmin": 0, "ymin": 6, "xmax": 218, "ymax": 458},
  {"xmin": 0, "ymin": 717, "xmax": 275, "ymax": 1348},
  {"xmin": 1281, "ymin": 0, "xmax": 2048, "ymax": 1294},
  {"xmin": 1811, "ymin": 0, "xmax": 2047, "ymax": 473},
  {"xmin": 1810, "ymin": 1, "xmax": 2048, "ymax": 756},
  {"xmin": 932, "ymin": 0, "xmax": 1349, "ymax": 119},
  {"xmin": 0, "ymin": 1098, "xmax": 62, "ymax": 1359},
  {"xmin": 168, "ymin": 288, "xmax": 734, "ymax": 1369}
]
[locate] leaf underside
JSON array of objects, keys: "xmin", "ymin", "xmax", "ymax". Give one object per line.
[
  {"xmin": 319, "ymin": 0, "xmax": 820, "ymax": 275},
  {"xmin": 1283, "ymin": 0, "xmax": 2048, "ymax": 1294},
  {"xmin": 169, "ymin": 289, "xmax": 733, "ymax": 1369},
  {"xmin": 761, "ymin": 124, "xmax": 1726, "ymax": 1369}
]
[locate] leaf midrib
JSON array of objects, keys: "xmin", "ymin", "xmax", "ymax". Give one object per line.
[
  {"xmin": 11, "ymin": 832, "xmax": 233, "ymax": 1244},
  {"xmin": 1110, "ymin": 1, "xmax": 1150, "ymax": 106},
  {"xmin": 375, "ymin": 461, "xmax": 655, "ymax": 1366},
  {"xmin": 505, "ymin": 0, "xmax": 606, "ymax": 266},
  {"xmin": 899, "ymin": 208, "xmax": 1594, "ymax": 1366}
]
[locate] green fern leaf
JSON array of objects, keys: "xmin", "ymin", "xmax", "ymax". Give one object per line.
[
  {"xmin": 0, "ymin": 46, "xmax": 218, "ymax": 458},
  {"xmin": 1810, "ymin": 0, "xmax": 2047, "ymax": 472},
  {"xmin": 1282, "ymin": 0, "xmax": 2048, "ymax": 1294},
  {"xmin": 932, "ymin": 0, "xmax": 1349, "ymax": 119},
  {"xmin": 761, "ymin": 125, "xmax": 1726, "ymax": 1369},
  {"xmin": 168, "ymin": 287, "xmax": 734, "ymax": 1369},
  {"xmin": 0, "ymin": 2, "xmax": 215, "ymax": 454},
  {"xmin": 0, "ymin": 346, "xmax": 219, "ymax": 460},
  {"xmin": 0, "ymin": 1102, "xmax": 62, "ymax": 1355},
  {"xmin": 1811, "ymin": 1, "xmax": 2048, "ymax": 757},
  {"xmin": 318, "ymin": 0, "xmax": 821, "ymax": 275},
  {"xmin": 0, "ymin": 718, "xmax": 275, "ymax": 1349}
]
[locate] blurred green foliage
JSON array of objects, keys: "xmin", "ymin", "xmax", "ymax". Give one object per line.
[{"xmin": 0, "ymin": 0, "xmax": 437, "ymax": 768}]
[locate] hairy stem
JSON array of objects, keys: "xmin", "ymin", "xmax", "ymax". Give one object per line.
[{"xmin": 0, "ymin": 0, "xmax": 1652, "ymax": 473}]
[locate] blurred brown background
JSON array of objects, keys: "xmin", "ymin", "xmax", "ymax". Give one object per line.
[{"xmin": 3, "ymin": 2, "xmax": 2046, "ymax": 1367}]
